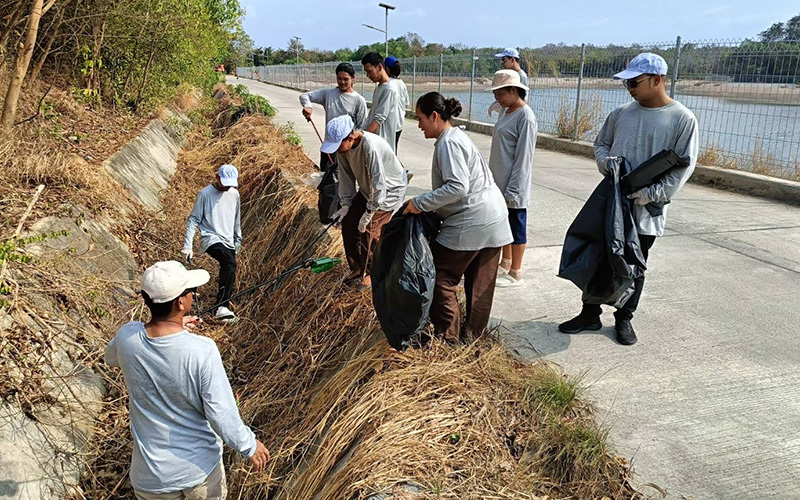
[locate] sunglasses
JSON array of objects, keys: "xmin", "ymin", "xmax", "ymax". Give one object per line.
[{"xmin": 623, "ymin": 75, "xmax": 653, "ymax": 89}]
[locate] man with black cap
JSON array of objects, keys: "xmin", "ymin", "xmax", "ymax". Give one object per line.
[
  {"xmin": 558, "ymin": 52, "xmax": 699, "ymax": 346},
  {"xmin": 105, "ymin": 260, "xmax": 270, "ymax": 500},
  {"xmin": 299, "ymin": 62, "xmax": 368, "ymax": 172}
]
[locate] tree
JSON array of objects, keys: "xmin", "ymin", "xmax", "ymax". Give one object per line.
[{"xmin": 2, "ymin": 0, "xmax": 45, "ymax": 130}]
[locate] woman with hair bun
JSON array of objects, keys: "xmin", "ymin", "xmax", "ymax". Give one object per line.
[{"xmin": 403, "ymin": 92, "xmax": 513, "ymax": 343}]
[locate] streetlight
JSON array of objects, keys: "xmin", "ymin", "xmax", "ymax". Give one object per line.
[
  {"xmin": 362, "ymin": 3, "xmax": 395, "ymax": 57},
  {"xmin": 292, "ymin": 35, "xmax": 301, "ymax": 89}
]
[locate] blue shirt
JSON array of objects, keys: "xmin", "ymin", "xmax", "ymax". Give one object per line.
[{"xmin": 105, "ymin": 322, "xmax": 256, "ymax": 493}]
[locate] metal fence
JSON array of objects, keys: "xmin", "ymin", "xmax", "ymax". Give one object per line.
[{"xmin": 238, "ymin": 37, "xmax": 800, "ymax": 179}]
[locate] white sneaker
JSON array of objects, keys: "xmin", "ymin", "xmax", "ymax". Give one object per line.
[
  {"xmin": 215, "ymin": 306, "xmax": 236, "ymax": 320},
  {"xmin": 497, "ymin": 266, "xmax": 509, "ymax": 276},
  {"xmin": 495, "ymin": 273, "xmax": 523, "ymax": 288}
]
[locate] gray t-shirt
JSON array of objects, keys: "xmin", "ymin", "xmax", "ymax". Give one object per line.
[
  {"xmin": 393, "ymin": 77, "xmax": 410, "ymax": 129},
  {"xmin": 183, "ymin": 185, "xmax": 241, "ymax": 254},
  {"xmin": 338, "ymin": 132, "xmax": 407, "ymax": 213},
  {"xmin": 366, "ymin": 79, "xmax": 403, "ymax": 153},
  {"xmin": 299, "ymin": 87, "xmax": 368, "ymax": 136},
  {"xmin": 413, "ymin": 127, "xmax": 513, "ymax": 251},
  {"xmin": 488, "ymin": 104, "xmax": 538, "ymax": 209},
  {"xmin": 105, "ymin": 322, "xmax": 256, "ymax": 494},
  {"xmin": 594, "ymin": 100, "xmax": 699, "ymax": 237}
]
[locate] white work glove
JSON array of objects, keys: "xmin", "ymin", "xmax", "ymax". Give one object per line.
[
  {"xmin": 235, "ymin": 244, "xmax": 241, "ymax": 255},
  {"xmin": 358, "ymin": 211, "xmax": 374, "ymax": 233},
  {"xmin": 488, "ymin": 101, "xmax": 503, "ymax": 118},
  {"xmin": 332, "ymin": 205, "xmax": 349, "ymax": 223},
  {"xmin": 181, "ymin": 247, "xmax": 193, "ymax": 261},
  {"xmin": 627, "ymin": 189, "xmax": 650, "ymax": 206},
  {"xmin": 598, "ymin": 156, "xmax": 621, "ymax": 176}
]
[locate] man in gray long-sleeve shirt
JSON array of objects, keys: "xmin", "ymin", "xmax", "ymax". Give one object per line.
[
  {"xmin": 322, "ymin": 115, "xmax": 406, "ymax": 288},
  {"xmin": 361, "ymin": 52, "xmax": 404, "ymax": 154},
  {"xmin": 105, "ymin": 260, "xmax": 269, "ymax": 499},
  {"xmin": 299, "ymin": 62, "xmax": 368, "ymax": 172},
  {"xmin": 558, "ymin": 53, "xmax": 699, "ymax": 346},
  {"xmin": 182, "ymin": 165, "xmax": 241, "ymax": 321}
]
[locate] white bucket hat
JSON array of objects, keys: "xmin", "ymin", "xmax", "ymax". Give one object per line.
[{"xmin": 486, "ymin": 70, "xmax": 529, "ymax": 92}]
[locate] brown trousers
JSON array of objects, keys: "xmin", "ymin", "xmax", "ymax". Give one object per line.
[
  {"xmin": 430, "ymin": 242, "xmax": 502, "ymax": 342},
  {"xmin": 341, "ymin": 192, "xmax": 392, "ymax": 277}
]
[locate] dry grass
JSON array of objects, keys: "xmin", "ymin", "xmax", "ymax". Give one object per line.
[
  {"xmin": 555, "ymin": 94, "xmax": 602, "ymax": 141},
  {"xmin": 697, "ymin": 140, "xmax": 797, "ymax": 179}
]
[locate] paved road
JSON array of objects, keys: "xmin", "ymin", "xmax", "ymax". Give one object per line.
[{"xmin": 230, "ymin": 77, "xmax": 800, "ymax": 500}]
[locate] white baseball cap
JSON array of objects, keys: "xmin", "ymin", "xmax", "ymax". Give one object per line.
[
  {"xmin": 141, "ymin": 260, "xmax": 210, "ymax": 303},
  {"xmin": 320, "ymin": 115, "xmax": 355, "ymax": 154},
  {"xmin": 494, "ymin": 48, "xmax": 520, "ymax": 59},
  {"xmin": 613, "ymin": 53, "xmax": 668, "ymax": 80},
  {"xmin": 218, "ymin": 164, "xmax": 239, "ymax": 187}
]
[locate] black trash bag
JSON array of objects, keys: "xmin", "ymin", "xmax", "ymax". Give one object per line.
[
  {"xmin": 558, "ymin": 159, "xmax": 646, "ymax": 307},
  {"xmin": 317, "ymin": 164, "xmax": 340, "ymax": 223},
  {"xmin": 620, "ymin": 149, "xmax": 688, "ymax": 217},
  {"xmin": 371, "ymin": 212, "xmax": 440, "ymax": 351}
]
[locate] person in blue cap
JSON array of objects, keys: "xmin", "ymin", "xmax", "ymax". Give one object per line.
[
  {"xmin": 489, "ymin": 48, "xmax": 528, "ymax": 117},
  {"xmin": 558, "ymin": 52, "xmax": 699, "ymax": 346},
  {"xmin": 182, "ymin": 164, "xmax": 242, "ymax": 321},
  {"xmin": 384, "ymin": 56, "xmax": 409, "ymax": 151}
]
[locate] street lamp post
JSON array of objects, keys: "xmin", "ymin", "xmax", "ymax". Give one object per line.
[
  {"xmin": 363, "ymin": 3, "xmax": 395, "ymax": 58},
  {"xmin": 292, "ymin": 35, "xmax": 301, "ymax": 89}
]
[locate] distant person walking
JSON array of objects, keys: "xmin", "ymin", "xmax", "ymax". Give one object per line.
[
  {"xmin": 105, "ymin": 261, "xmax": 270, "ymax": 500},
  {"xmin": 486, "ymin": 70, "xmax": 538, "ymax": 288},
  {"xmin": 385, "ymin": 56, "xmax": 409, "ymax": 152},
  {"xmin": 489, "ymin": 48, "xmax": 529, "ymax": 117},
  {"xmin": 361, "ymin": 52, "xmax": 404, "ymax": 155},
  {"xmin": 299, "ymin": 62, "xmax": 368, "ymax": 172},
  {"xmin": 403, "ymin": 92, "xmax": 512, "ymax": 342},
  {"xmin": 322, "ymin": 115, "xmax": 407, "ymax": 289},
  {"xmin": 182, "ymin": 165, "xmax": 241, "ymax": 322},
  {"xmin": 558, "ymin": 53, "xmax": 699, "ymax": 345}
]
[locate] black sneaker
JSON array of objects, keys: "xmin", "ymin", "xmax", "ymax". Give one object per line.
[
  {"xmin": 615, "ymin": 319, "xmax": 638, "ymax": 345},
  {"xmin": 558, "ymin": 315, "xmax": 602, "ymax": 334}
]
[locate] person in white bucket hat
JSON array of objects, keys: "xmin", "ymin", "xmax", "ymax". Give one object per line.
[
  {"xmin": 322, "ymin": 114, "xmax": 406, "ymax": 289},
  {"xmin": 105, "ymin": 260, "xmax": 270, "ymax": 500},
  {"xmin": 485, "ymin": 70, "xmax": 538, "ymax": 288},
  {"xmin": 182, "ymin": 164, "xmax": 242, "ymax": 321},
  {"xmin": 489, "ymin": 47, "xmax": 529, "ymax": 117},
  {"xmin": 558, "ymin": 52, "xmax": 699, "ymax": 346}
]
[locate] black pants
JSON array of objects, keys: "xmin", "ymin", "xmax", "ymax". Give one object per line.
[
  {"xmin": 206, "ymin": 243, "xmax": 237, "ymax": 311},
  {"xmin": 320, "ymin": 151, "xmax": 337, "ymax": 172},
  {"xmin": 395, "ymin": 131, "xmax": 402, "ymax": 152},
  {"xmin": 582, "ymin": 235, "xmax": 656, "ymax": 322}
]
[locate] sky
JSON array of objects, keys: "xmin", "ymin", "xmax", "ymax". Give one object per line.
[{"xmin": 242, "ymin": 0, "xmax": 799, "ymax": 52}]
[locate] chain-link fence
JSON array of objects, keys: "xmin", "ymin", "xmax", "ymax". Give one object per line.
[{"xmin": 238, "ymin": 37, "xmax": 800, "ymax": 179}]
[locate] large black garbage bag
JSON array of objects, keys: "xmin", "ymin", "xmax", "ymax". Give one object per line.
[
  {"xmin": 317, "ymin": 164, "xmax": 340, "ymax": 223},
  {"xmin": 371, "ymin": 212, "xmax": 439, "ymax": 351},
  {"xmin": 558, "ymin": 160, "xmax": 646, "ymax": 307},
  {"xmin": 620, "ymin": 149, "xmax": 688, "ymax": 217}
]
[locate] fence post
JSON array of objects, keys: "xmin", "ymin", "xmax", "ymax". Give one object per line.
[
  {"xmin": 670, "ymin": 35, "xmax": 682, "ymax": 98},
  {"xmin": 468, "ymin": 50, "xmax": 476, "ymax": 122},
  {"xmin": 572, "ymin": 43, "xmax": 586, "ymax": 142},
  {"xmin": 412, "ymin": 56, "xmax": 417, "ymax": 110},
  {"xmin": 438, "ymin": 52, "xmax": 443, "ymax": 93}
]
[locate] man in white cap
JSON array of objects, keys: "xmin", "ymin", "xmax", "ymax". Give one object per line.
[
  {"xmin": 489, "ymin": 48, "xmax": 529, "ymax": 117},
  {"xmin": 558, "ymin": 52, "xmax": 699, "ymax": 346},
  {"xmin": 322, "ymin": 115, "xmax": 406, "ymax": 288},
  {"xmin": 182, "ymin": 164, "xmax": 241, "ymax": 321},
  {"xmin": 105, "ymin": 261, "xmax": 270, "ymax": 500}
]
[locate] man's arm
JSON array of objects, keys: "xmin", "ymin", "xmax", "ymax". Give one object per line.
[
  {"xmin": 103, "ymin": 335, "xmax": 119, "ymax": 367},
  {"xmin": 640, "ymin": 115, "xmax": 700, "ymax": 203},
  {"xmin": 183, "ymin": 191, "xmax": 205, "ymax": 252},
  {"xmin": 412, "ymin": 141, "xmax": 470, "ymax": 212},
  {"xmin": 337, "ymin": 154, "xmax": 357, "ymax": 208},
  {"xmin": 593, "ymin": 111, "xmax": 616, "ymax": 175},
  {"xmin": 354, "ymin": 96, "xmax": 368, "ymax": 130},
  {"xmin": 366, "ymin": 147, "xmax": 387, "ymax": 212},
  {"xmin": 200, "ymin": 347, "xmax": 257, "ymax": 457},
  {"xmin": 234, "ymin": 193, "xmax": 242, "ymax": 251},
  {"xmin": 299, "ymin": 89, "xmax": 326, "ymax": 118},
  {"xmin": 366, "ymin": 86, "xmax": 392, "ymax": 133}
]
